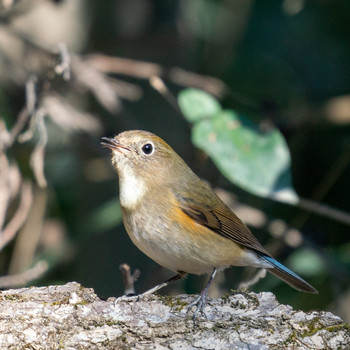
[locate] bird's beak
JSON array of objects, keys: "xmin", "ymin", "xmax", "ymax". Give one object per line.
[{"xmin": 101, "ymin": 137, "xmax": 130, "ymax": 153}]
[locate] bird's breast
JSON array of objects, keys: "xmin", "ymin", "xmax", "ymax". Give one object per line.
[{"xmin": 120, "ymin": 198, "xmax": 259, "ymax": 274}]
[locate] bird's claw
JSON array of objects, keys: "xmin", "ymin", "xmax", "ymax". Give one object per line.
[{"xmin": 187, "ymin": 293, "xmax": 209, "ymax": 323}]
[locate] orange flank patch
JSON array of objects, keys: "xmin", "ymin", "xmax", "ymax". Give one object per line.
[{"xmin": 168, "ymin": 202, "xmax": 247, "ymax": 269}]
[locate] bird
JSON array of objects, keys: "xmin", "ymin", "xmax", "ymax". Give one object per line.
[{"xmin": 101, "ymin": 130, "xmax": 318, "ymax": 320}]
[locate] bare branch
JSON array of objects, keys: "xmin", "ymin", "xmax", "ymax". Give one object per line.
[
  {"xmin": 85, "ymin": 54, "xmax": 258, "ymax": 106},
  {"xmin": 149, "ymin": 76, "xmax": 182, "ymax": 114},
  {"xmin": 7, "ymin": 164, "xmax": 21, "ymax": 201},
  {"xmin": 71, "ymin": 55, "xmax": 122, "ymax": 113},
  {"xmin": 0, "ymin": 181, "xmax": 33, "ymax": 251},
  {"xmin": 40, "ymin": 93, "xmax": 102, "ymax": 134},
  {"xmin": 169, "ymin": 67, "xmax": 227, "ymax": 97},
  {"xmin": 85, "ymin": 54, "xmax": 163, "ymax": 79},
  {"xmin": 0, "ymin": 119, "xmax": 11, "ymax": 151},
  {"xmin": 25, "ymin": 75, "xmax": 37, "ymax": 116},
  {"xmin": 55, "ymin": 42, "xmax": 71, "ymax": 81},
  {"xmin": 106, "ymin": 78, "xmax": 143, "ymax": 101},
  {"xmin": 0, "ymin": 282, "xmax": 346, "ymax": 349},
  {"xmin": 0, "ymin": 260, "xmax": 48, "ymax": 288},
  {"xmin": 86, "ymin": 54, "xmax": 226, "ymax": 98},
  {"xmin": 119, "ymin": 263, "xmax": 141, "ymax": 295},
  {"xmin": 238, "ymin": 269, "xmax": 267, "ymax": 291},
  {"xmin": 8, "ymin": 188, "xmax": 47, "ymax": 275},
  {"xmin": 0, "ymin": 153, "xmax": 10, "ymax": 231},
  {"xmin": 18, "ymin": 108, "xmax": 38, "ymax": 143},
  {"xmin": 0, "ymin": 125, "xmax": 21, "ymax": 232},
  {"xmin": 6, "ymin": 108, "xmax": 30, "ymax": 148},
  {"xmin": 298, "ymin": 198, "xmax": 350, "ymax": 226},
  {"xmin": 29, "ymin": 108, "xmax": 47, "ymax": 188}
]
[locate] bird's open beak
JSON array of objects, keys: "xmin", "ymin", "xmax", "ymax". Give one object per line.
[{"xmin": 101, "ymin": 137, "xmax": 130, "ymax": 153}]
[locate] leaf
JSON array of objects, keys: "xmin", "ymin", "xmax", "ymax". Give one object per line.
[
  {"xmin": 178, "ymin": 88, "xmax": 221, "ymax": 122},
  {"xmin": 178, "ymin": 89, "xmax": 298, "ymax": 203}
]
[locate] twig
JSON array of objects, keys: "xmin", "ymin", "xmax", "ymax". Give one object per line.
[
  {"xmin": 0, "ymin": 260, "xmax": 48, "ymax": 288},
  {"xmin": 292, "ymin": 141, "xmax": 350, "ymax": 229},
  {"xmin": 18, "ymin": 99, "xmax": 39, "ymax": 144},
  {"xmin": 29, "ymin": 108, "xmax": 47, "ymax": 188},
  {"xmin": 298, "ymin": 198, "xmax": 350, "ymax": 226},
  {"xmin": 85, "ymin": 54, "xmax": 226, "ymax": 98},
  {"xmin": 71, "ymin": 55, "xmax": 121, "ymax": 113},
  {"xmin": 55, "ymin": 42, "xmax": 71, "ymax": 81},
  {"xmin": 6, "ymin": 108, "xmax": 30, "ymax": 148},
  {"xmin": 149, "ymin": 76, "xmax": 182, "ymax": 114},
  {"xmin": 238, "ymin": 269, "xmax": 267, "ymax": 291},
  {"xmin": 0, "ymin": 127, "xmax": 21, "ymax": 231},
  {"xmin": 2, "ymin": 22, "xmax": 350, "ymax": 226},
  {"xmin": 0, "ymin": 153, "xmax": 10, "ymax": 231},
  {"xmin": 0, "ymin": 181, "xmax": 33, "ymax": 251},
  {"xmin": 85, "ymin": 54, "xmax": 163, "ymax": 79},
  {"xmin": 25, "ymin": 75, "xmax": 37, "ymax": 116},
  {"xmin": 8, "ymin": 188, "xmax": 47, "ymax": 275},
  {"xmin": 0, "ymin": 135, "xmax": 22, "ymax": 233},
  {"xmin": 170, "ymin": 67, "xmax": 260, "ymax": 108},
  {"xmin": 40, "ymin": 93, "xmax": 102, "ymax": 134},
  {"xmin": 169, "ymin": 67, "xmax": 227, "ymax": 98},
  {"xmin": 107, "ymin": 78, "xmax": 143, "ymax": 101},
  {"xmin": 0, "ymin": 119, "xmax": 11, "ymax": 152},
  {"xmin": 73, "ymin": 56, "xmax": 142, "ymax": 101},
  {"xmin": 86, "ymin": 54, "xmax": 259, "ymax": 107},
  {"xmin": 119, "ymin": 263, "xmax": 141, "ymax": 295}
]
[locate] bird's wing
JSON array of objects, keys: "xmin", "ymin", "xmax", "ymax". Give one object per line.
[
  {"xmin": 176, "ymin": 193, "xmax": 272, "ymax": 257},
  {"xmin": 176, "ymin": 191, "xmax": 318, "ymax": 294}
]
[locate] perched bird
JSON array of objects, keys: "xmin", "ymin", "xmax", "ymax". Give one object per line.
[{"xmin": 101, "ymin": 130, "xmax": 317, "ymax": 319}]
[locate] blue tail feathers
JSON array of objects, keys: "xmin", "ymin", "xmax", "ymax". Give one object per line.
[{"xmin": 260, "ymin": 254, "xmax": 318, "ymax": 294}]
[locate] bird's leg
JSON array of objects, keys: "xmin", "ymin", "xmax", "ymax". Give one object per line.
[
  {"xmin": 115, "ymin": 271, "xmax": 186, "ymax": 305},
  {"xmin": 140, "ymin": 272, "xmax": 186, "ymax": 296},
  {"xmin": 187, "ymin": 268, "xmax": 217, "ymax": 322}
]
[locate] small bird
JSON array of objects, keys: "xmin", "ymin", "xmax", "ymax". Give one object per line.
[{"xmin": 101, "ymin": 130, "xmax": 317, "ymax": 319}]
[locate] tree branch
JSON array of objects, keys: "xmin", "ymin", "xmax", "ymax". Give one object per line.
[
  {"xmin": 0, "ymin": 282, "xmax": 348, "ymax": 349},
  {"xmin": 0, "ymin": 181, "xmax": 33, "ymax": 251}
]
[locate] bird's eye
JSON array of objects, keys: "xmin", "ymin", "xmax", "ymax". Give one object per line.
[{"xmin": 141, "ymin": 143, "xmax": 154, "ymax": 155}]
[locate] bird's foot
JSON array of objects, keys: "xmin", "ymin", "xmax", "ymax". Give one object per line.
[
  {"xmin": 186, "ymin": 268, "xmax": 217, "ymax": 323},
  {"xmin": 187, "ymin": 289, "xmax": 209, "ymax": 323},
  {"xmin": 114, "ymin": 293, "xmax": 139, "ymax": 307},
  {"xmin": 114, "ymin": 288, "xmax": 160, "ymax": 307}
]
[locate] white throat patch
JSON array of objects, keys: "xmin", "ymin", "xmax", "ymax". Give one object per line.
[{"xmin": 118, "ymin": 164, "xmax": 146, "ymax": 209}]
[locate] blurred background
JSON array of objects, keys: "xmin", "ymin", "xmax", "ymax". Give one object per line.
[{"xmin": 0, "ymin": 0, "xmax": 349, "ymax": 323}]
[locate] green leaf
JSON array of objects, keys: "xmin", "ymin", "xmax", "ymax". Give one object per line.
[
  {"xmin": 178, "ymin": 88, "xmax": 221, "ymax": 122},
  {"xmin": 178, "ymin": 88, "xmax": 298, "ymax": 203}
]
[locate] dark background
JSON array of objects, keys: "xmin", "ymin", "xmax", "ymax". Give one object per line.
[{"xmin": 0, "ymin": 0, "xmax": 349, "ymax": 323}]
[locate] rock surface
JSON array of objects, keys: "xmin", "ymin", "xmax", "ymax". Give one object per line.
[{"xmin": 0, "ymin": 282, "xmax": 348, "ymax": 349}]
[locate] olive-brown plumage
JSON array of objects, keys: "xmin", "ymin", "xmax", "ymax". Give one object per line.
[{"xmin": 102, "ymin": 130, "xmax": 317, "ymax": 318}]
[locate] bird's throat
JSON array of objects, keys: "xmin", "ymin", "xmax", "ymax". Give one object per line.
[{"xmin": 118, "ymin": 165, "xmax": 146, "ymax": 209}]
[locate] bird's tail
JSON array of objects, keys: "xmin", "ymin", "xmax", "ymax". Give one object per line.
[{"xmin": 260, "ymin": 255, "xmax": 318, "ymax": 294}]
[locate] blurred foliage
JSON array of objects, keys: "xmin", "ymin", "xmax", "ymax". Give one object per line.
[
  {"xmin": 0, "ymin": 0, "xmax": 350, "ymax": 324},
  {"xmin": 179, "ymin": 88, "xmax": 298, "ymax": 202}
]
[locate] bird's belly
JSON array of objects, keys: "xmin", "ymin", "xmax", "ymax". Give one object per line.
[{"xmin": 122, "ymin": 209, "xmax": 265, "ymax": 275}]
